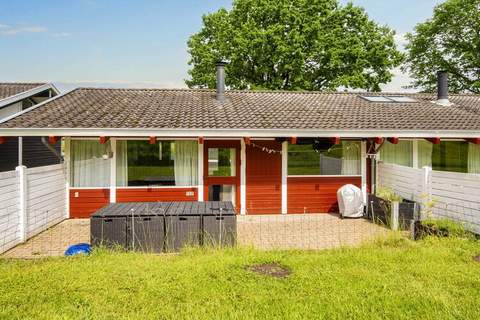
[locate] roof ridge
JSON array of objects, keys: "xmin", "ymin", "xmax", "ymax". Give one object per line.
[{"xmin": 73, "ymin": 87, "xmax": 478, "ymax": 97}]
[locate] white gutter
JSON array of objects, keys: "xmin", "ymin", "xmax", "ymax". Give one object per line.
[
  {"xmin": 0, "ymin": 83, "xmax": 59, "ymax": 109},
  {"xmin": 0, "ymin": 127, "xmax": 479, "ymax": 138}
]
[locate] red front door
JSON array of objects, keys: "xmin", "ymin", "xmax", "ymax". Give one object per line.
[
  {"xmin": 203, "ymin": 140, "xmax": 241, "ymax": 212},
  {"xmin": 246, "ymin": 140, "xmax": 282, "ymax": 214}
]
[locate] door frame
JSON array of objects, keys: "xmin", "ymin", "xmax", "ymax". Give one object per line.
[{"xmin": 203, "ymin": 140, "xmax": 241, "ymax": 212}]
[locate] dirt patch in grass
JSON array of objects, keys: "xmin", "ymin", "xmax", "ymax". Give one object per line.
[
  {"xmin": 247, "ymin": 262, "xmax": 291, "ymax": 278},
  {"xmin": 474, "ymin": 255, "xmax": 480, "ymax": 262}
]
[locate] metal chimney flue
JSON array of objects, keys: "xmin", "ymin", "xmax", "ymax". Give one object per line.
[
  {"xmin": 436, "ymin": 71, "xmax": 450, "ymax": 106},
  {"xmin": 216, "ymin": 61, "xmax": 227, "ymax": 101}
]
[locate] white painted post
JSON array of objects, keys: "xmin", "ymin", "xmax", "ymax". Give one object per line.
[
  {"xmin": 110, "ymin": 139, "xmax": 117, "ymax": 203},
  {"xmin": 391, "ymin": 201, "xmax": 399, "ymax": 231},
  {"xmin": 421, "ymin": 166, "xmax": 432, "ymax": 219},
  {"xmin": 281, "ymin": 141, "xmax": 288, "ymax": 214},
  {"xmin": 361, "ymin": 141, "xmax": 367, "ymax": 204},
  {"xmin": 64, "ymin": 138, "xmax": 71, "ymax": 219},
  {"xmin": 240, "ymin": 139, "xmax": 246, "ymax": 215},
  {"xmin": 18, "ymin": 137, "xmax": 23, "ymax": 166},
  {"xmin": 197, "ymin": 140, "xmax": 204, "ymax": 201},
  {"xmin": 15, "ymin": 165, "xmax": 27, "ymax": 242},
  {"xmin": 412, "ymin": 140, "xmax": 419, "ymax": 169}
]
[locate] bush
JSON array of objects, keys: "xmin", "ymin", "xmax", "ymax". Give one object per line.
[
  {"xmin": 376, "ymin": 186, "xmax": 403, "ymax": 202},
  {"xmin": 419, "ymin": 218, "xmax": 467, "ymax": 238}
]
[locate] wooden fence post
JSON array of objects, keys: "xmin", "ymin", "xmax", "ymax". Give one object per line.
[{"xmin": 15, "ymin": 165, "xmax": 28, "ymax": 243}]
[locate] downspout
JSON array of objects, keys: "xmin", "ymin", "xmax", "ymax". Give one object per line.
[{"xmin": 41, "ymin": 136, "xmax": 63, "ymax": 162}]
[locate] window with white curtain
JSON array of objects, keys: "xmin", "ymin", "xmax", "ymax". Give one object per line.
[
  {"xmin": 287, "ymin": 141, "xmax": 361, "ymax": 175},
  {"xmin": 70, "ymin": 140, "xmax": 111, "ymax": 187},
  {"xmin": 116, "ymin": 140, "xmax": 198, "ymax": 187},
  {"xmin": 380, "ymin": 140, "xmax": 413, "ymax": 167}
]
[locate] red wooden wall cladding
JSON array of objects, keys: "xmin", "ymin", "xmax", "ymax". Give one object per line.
[
  {"xmin": 116, "ymin": 188, "xmax": 197, "ymax": 203},
  {"xmin": 246, "ymin": 141, "xmax": 282, "ymax": 214},
  {"xmin": 287, "ymin": 176, "xmax": 361, "ymax": 214},
  {"xmin": 70, "ymin": 189, "xmax": 110, "ymax": 218}
]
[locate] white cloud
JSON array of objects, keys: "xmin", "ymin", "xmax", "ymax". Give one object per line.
[
  {"xmin": 52, "ymin": 32, "xmax": 71, "ymax": 38},
  {"xmin": 0, "ymin": 24, "xmax": 47, "ymax": 36}
]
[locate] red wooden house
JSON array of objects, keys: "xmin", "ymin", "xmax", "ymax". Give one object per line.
[{"xmin": 1, "ymin": 68, "xmax": 479, "ymax": 218}]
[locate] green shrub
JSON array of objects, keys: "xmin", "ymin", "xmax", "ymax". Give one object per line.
[
  {"xmin": 376, "ymin": 186, "xmax": 403, "ymax": 202},
  {"xmin": 420, "ymin": 218, "xmax": 467, "ymax": 238}
]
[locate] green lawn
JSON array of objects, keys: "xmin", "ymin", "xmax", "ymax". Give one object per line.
[{"xmin": 1, "ymin": 236, "xmax": 479, "ymax": 319}]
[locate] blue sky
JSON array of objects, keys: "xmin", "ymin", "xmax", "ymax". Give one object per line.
[{"xmin": 0, "ymin": 0, "xmax": 443, "ymax": 92}]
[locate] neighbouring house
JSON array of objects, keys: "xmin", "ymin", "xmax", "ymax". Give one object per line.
[
  {"xmin": 0, "ymin": 67, "xmax": 479, "ymax": 220},
  {"xmin": 0, "ymin": 83, "xmax": 61, "ymax": 172}
]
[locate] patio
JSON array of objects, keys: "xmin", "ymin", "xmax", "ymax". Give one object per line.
[{"xmin": 2, "ymin": 214, "xmax": 389, "ymax": 259}]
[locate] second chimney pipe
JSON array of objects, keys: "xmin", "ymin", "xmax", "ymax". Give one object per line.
[
  {"xmin": 216, "ymin": 61, "xmax": 226, "ymax": 101},
  {"xmin": 437, "ymin": 71, "xmax": 449, "ymax": 103}
]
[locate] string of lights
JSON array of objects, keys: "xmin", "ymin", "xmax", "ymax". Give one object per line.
[{"xmin": 249, "ymin": 142, "xmax": 283, "ymax": 154}]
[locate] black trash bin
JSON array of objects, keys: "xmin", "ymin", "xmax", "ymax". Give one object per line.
[
  {"xmin": 91, "ymin": 202, "xmax": 170, "ymax": 252},
  {"xmin": 165, "ymin": 202, "xmax": 202, "ymax": 252},
  {"xmin": 202, "ymin": 202, "xmax": 236, "ymax": 247}
]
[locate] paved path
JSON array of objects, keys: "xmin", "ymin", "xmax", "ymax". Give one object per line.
[
  {"xmin": 3, "ymin": 219, "xmax": 90, "ymax": 259},
  {"xmin": 3, "ymin": 214, "xmax": 388, "ymax": 258},
  {"xmin": 237, "ymin": 214, "xmax": 389, "ymax": 250}
]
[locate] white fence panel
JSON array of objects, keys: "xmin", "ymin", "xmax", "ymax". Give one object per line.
[
  {"xmin": 376, "ymin": 163, "xmax": 425, "ymax": 203},
  {"xmin": 0, "ymin": 170, "xmax": 21, "ymax": 253},
  {"xmin": 26, "ymin": 164, "xmax": 67, "ymax": 239},
  {"xmin": 377, "ymin": 162, "xmax": 480, "ymax": 233},
  {"xmin": 430, "ymin": 171, "xmax": 480, "ymax": 233},
  {"xmin": 0, "ymin": 164, "xmax": 68, "ymax": 254}
]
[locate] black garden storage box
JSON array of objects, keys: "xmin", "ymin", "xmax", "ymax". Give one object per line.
[
  {"xmin": 90, "ymin": 202, "xmax": 170, "ymax": 252},
  {"xmin": 202, "ymin": 202, "xmax": 236, "ymax": 247}
]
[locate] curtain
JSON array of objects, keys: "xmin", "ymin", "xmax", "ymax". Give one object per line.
[
  {"xmin": 229, "ymin": 148, "xmax": 236, "ymax": 176},
  {"xmin": 174, "ymin": 140, "xmax": 198, "ymax": 186},
  {"xmin": 468, "ymin": 143, "xmax": 480, "ymax": 174},
  {"xmin": 341, "ymin": 141, "xmax": 360, "ymax": 175},
  {"xmin": 418, "ymin": 140, "xmax": 433, "ymax": 168},
  {"xmin": 381, "ymin": 140, "xmax": 413, "ymax": 167},
  {"xmin": 71, "ymin": 140, "xmax": 111, "ymax": 187},
  {"xmin": 116, "ymin": 140, "xmax": 128, "ymax": 187}
]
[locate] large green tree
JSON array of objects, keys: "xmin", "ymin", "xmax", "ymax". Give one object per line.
[
  {"xmin": 186, "ymin": 0, "xmax": 403, "ymax": 91},
  {"xmin": 404, "ymin": 0, "xmax": 480, "ymax": 93}
]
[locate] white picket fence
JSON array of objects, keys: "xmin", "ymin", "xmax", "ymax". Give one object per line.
[
  {"xmin": 0, "ymin": 164, "xmax": 67, "ymax": 253},
  {"xmin": 377, "ymin": 162, "xmax": 480, "ymax": 233}
]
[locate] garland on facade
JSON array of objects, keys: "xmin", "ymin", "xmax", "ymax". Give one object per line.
[{"xmin": 249, "ymin": 142, "xmax": 283, "ymax": 154}]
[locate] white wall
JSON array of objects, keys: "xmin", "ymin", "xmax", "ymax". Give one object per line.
[
  {"xmin": 0, "ymin": 164, "xmax": 67, "ymax": 253},
  {"xmin": 377, "ymin": 162, "xmax": 480, "ymax": 233}
]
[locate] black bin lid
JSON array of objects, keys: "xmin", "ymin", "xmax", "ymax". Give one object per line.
[{"xmin": 91, "ymin": 202, "xmax": 171, "ymax": 217}]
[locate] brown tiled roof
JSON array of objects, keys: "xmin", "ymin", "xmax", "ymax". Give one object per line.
[
  {"xmin": 0, "ymin": 83, "xmax": 46, "ymax": 100},
  {"xmin": 1, "ymin": 87, "xmax": 480, "ymax": 132}
]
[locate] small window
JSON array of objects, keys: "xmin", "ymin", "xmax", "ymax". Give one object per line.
[
  {"xmin": 387, "ymin": 96, "xmax": 417, "ymax": 103},
  {"xmin": 360, "ymin": 96, "xmax": 393, "ymax": 103},
  {"xmin": 360, "ymin": 95, "xmax": 416, "ymax": 103},
  {"xmin": 208, "ymin": 148, "xmax": 236, "ymax": 177}
]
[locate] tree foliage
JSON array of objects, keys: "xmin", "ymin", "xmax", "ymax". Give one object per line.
[
  {"xmin": 404, "ymin": 0, "xmax": 480, "ymax": 93},
  {"xmin": 186, "ymin": 0, "xmax": 403, "ymax": 91}
]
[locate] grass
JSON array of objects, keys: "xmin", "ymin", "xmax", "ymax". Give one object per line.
[{"xmin": 1, "ymin": 236, "xmax": 480, "ymax": 319}]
